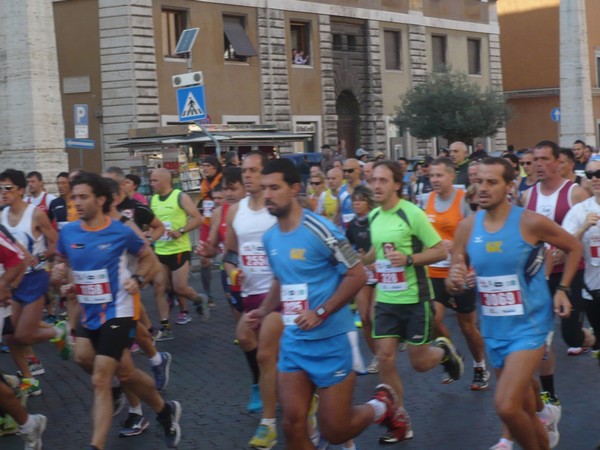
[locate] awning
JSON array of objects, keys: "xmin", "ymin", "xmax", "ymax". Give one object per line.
[
  {"xmin": 223, "ymin": 18, "xmax": 257, "ymax": 57},
  {"xmin": 162, "ymin": 135, "xmax": 229, "ymax": 144}
]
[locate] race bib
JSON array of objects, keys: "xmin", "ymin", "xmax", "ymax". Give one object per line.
[
  {"xmin": 281, "ymin": 283, "xmax": 308, "ymax": 326},
  {"xmin": 375, "ymin": 260, "xmax": 407, "ymax": 292},
  {"xmin": 202, "ymin": 200, "xmax": 215, "ymax": 218},
  {"xmin": 365, "ymin": 267, "xmax": 378, "ymax": 284},
  {"xmin": 240, "ymin": 242, "xmax": 270, "ymax": 274},
  {"xmin": 342, "ymin": 213, "xmax": 355, "ymax": 225},
  {"xmin": 160, "ymin": 221, "xmax": 172, "ymax": 241},
  {"xmin": 74, "ymin": 269, "xmax": 113, "ymax": 304},
  {"xmin": 590, "ymin": 233, "xmax": 600, "ymax": 267},
  {"xmin": 477, "ymin": 274, "xmax": 523, "ymax": 316},
  {"xmin": 430, "ymin": 254, "xmax": 451, "ymax": 269}
]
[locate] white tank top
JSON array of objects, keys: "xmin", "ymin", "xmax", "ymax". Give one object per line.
[
  {"xmin": 533, "ymin": 180, "xmax": 572, "ymax": 221},
  {"xmin": 1, "ymin": 204, "xmax": 46, "ymax": 273},
  {"xmin": 233, "ymin": 196, "xmax": 277, "ymax": 296}
]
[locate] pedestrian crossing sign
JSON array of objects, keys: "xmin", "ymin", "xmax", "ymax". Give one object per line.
[{"xmin": 177, "ymin": 85, "xmax": 207, "ymax": 122}]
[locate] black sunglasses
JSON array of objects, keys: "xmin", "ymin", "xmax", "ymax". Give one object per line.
[
  {"xmin": 0, "ymin": 185, "xmax": 15, "ymax": 192},
  {"xmin": 585, "ymin": 170, "xmax": 600, "ymax": 180},
  {"xmin": 343, "ymin": 169, "xmax": 355, "ymax": 174},
  {"xmin": 521, "ymin": 161, "xmax": 533, "ymax": 166},
  {"xmin": 310, "ymin": 181, "xmax": 323, "ymax": 186}
]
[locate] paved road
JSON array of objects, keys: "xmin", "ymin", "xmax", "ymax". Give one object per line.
[{"xmin": 2, "ymin": 270, "xmax": 600, "ymax": 449}]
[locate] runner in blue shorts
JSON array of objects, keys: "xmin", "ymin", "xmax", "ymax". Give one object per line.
[
  {"xmin": 448, "ymin": 157, "xmax": 582, "ymax": 450},
  {"xmin": 247, "ymin": 159, "xmax": 400, "ymax": 449}
]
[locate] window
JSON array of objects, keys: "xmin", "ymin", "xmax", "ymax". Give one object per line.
[
  {"xmin": 597, "ymin": 56, "xmax": 600, "ymax": 87},
  {"xmin": 347, "ymin": 35, "xmax": 357, "ymax": 52},
  {"xmin": 468, "ymin": 38, "xmax": 482, "ymax": 75},
  {"xmin": 432, "ymin": 35, "xmax": 447, "ymax": 71},
  {"xmin": 384, "ymin": 30, "xmax": 401, "ymax": 71},
  {"xmin": 223, "ymin": 15, "xmax": 257, "ymax": 62},
  {"xmin": 332, "ymin": 34, "xmax": 343, "ymax": 51},
  {"xmin": 162, "ymin": 9, "xmax": 187, "ymax": 58},
  {"xmin": 291, "ymin": 21, "xmax": 311, "ymax": 65}
]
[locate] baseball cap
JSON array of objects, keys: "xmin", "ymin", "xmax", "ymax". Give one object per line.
[{"xmin": 356, "ymin": 148, "xmax": 369, "ymax": 157}]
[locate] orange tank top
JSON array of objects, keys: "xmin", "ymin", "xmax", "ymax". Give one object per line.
[{"xmin": 426, "ymin": 189, "xmax": 465, "ymax": 278}]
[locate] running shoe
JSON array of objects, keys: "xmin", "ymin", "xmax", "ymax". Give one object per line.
[
  {"xmin": 489, "ymin": 442, "xmax": 512, "ymax": 450},
  {"xmin": 44, "ymin": 314, "xmax": 57, "ymax": 325},
  {"xmin": 539, "ymin": 404, "xmax": 561, "ymax": 448},
  {"xmin": 20, "ymin": 414, "xmax": 46, "ymax": 450},
  {"xmin": 434, "ymin": 337, "xmax": 464, "ymax": 381},
  {"xmin": 398, "ymin": 341, "xmax": 408, "ymax": 352},
  {"xmin": 248, "ymin": 423, "xmax": 277, "ymax": 450},
  {"xmin": 155, "ymin": 327, "xmax": 174, "ymax": 342},
  {"xmin": 152, "ymin": 352, "xmax": 172, "ymax": 391},
  {"xmin": 0, "ymin": 414, "xmax": 18, "ymax": 436},
  {"xmin": 113, "ymin": 386, "xmax": 125, "ymax": 417},
  {"xmin": 50, "ymin": 320, "xmax": 72, "ymax": 360},
  {"xmin": 540, "ymin": 391, "xmax": 561, "ymax": 409},
  {"xmin": 370, "ymin": 384, "xmax": 398, "ymax": 426},
  {"xmin": 379, "ymin": 406, "xmax": 413, "ymax": 444},
  {"xmin": 157, "ymin": 400, "xmax": 182, "ymax": 449},
  {"xmin": 567, "ymin": 346, "xmax": 588, "ymax": 355},
  {"xmin": 193, "ymin": 293, "xmax": 210, "ymax": 322},
  {"xmin": 0, "ymin": 344, "xmax": 9, "ymax": 353},
  {"xmin": 130, "ymin": 342, "xmax": 141, "ymax": 353},
  {"xmin": 367, "ymin": 356, "xmax": 379, "ymax": 374},
  {"xmin": 247, "ymin": 383, "xmax": 263, "ymax": 413},
  {"xmin": 19, "ymin": 378, "xmax": 42, "ymax": 397},
  {"xmin": 208, "ymin": 297, "xmax": 216, "ymax": 308},
  {"xmin": 2, "ymin": 373, "xmax": 20, "ymax": 389},
  {"xmin": 27, "ymin": 358, "xmax": 45, "ymax": 376},
  {"xmin": 470, "ymin": 367, "xmax": 490, "ymax": 391},
  {"xmin": 175, "ymin": 312, "xmax": 192, "ymax": 325},
  {"xmin": 119, "ymin": 413, "xmax": 150, "ymax": 437}
]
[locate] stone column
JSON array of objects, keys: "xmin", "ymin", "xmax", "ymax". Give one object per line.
[
  {"xmin": 364, "ymin": 19, "xmax": 386, "ymax": 153},
  {"xmin": 559, "ymin": 0, "xmax": 595, "ymax": 146},
  {"xmin": 99, "ymin": 0, "xmax": 160, "ymax": 167},
  {"xmin": 319, "ymin": 15, "xmax": 338, "ymax": 148},
  {"xmin": 0, "ymin": 0, "xmax": 68, "ymax": 178},
  {"xmin": 488, "ymin": 2, "xmax": 506, "ymax": 150}
]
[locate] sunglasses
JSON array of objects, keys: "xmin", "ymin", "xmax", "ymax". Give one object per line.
[
  {"xmin": 343, "ymin": 169, "xmax": 355, "ymax": 174},
  {"xmin": 310, "ymin": 181, "xmax": 323, "ymax": 186},
  {"xmin": 521, "ymin": 162, "xmax": 533, "ymax": 166},
  {"xmin": 585, "ymin": 170, "xmax": 600, "ymax": 179},
  {"xmin": 0, "ymin": 185, "xmax": 15, "ymax": 192}
]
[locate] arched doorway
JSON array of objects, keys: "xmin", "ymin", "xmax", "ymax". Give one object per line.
[{"xmin": 336, "ymin": 90, "xmax": 360, "ymax": 157}]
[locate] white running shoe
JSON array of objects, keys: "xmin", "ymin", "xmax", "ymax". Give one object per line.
[{"xmin": 539, "ymin": 403, "xmax": 561, "ymax": 448}]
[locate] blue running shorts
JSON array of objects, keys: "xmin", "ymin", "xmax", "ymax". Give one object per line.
[
  {"xmin": 485, "ymin": 333, "xmax": 547, "ymax": 369},
  {"xmin": 12, "ymin": 270, "xmax": 50, "ymax": 305},
  {"xmin": 278, "ymin": 332, "xmax": 354, "ymax": 388}
]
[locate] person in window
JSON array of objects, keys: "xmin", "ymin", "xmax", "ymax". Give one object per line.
[{"xmin": 293, "ymin": 49, "xmax": 309, "ymax": 65}]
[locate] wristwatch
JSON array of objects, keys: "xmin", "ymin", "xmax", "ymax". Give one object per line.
[
  {"xmin": 315, "ymin": 306, "xmax": 329, "ymax": 321},
  {"xmin": 556, "ymin": 284, "xmax": 571, "ymax": 295},
  {"xmin": 131, "ymin": 274, "xmax": 144, "ymax": 286},
  {"xmin": 406, "ymin": 255, "xmax": 414, "ymax": 266},
  {"xmin": 177, "ymin": 227, "xmax": 186, "ymax": 234}
]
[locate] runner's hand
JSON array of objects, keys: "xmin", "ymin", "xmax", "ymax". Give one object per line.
[
  {"xmin": 553, "ymin": 290, "xmax": 572, "ymax": 318},
  {"xmin": 465, "ymin": 267, "xmax": 476, "ymax": 289},
  {"xmin": 195, "ymin": 240, "xmax": 210, "ymax": 257},
  {"xmin": 60, "ymin": 283, "xmax": 76, "ymax": 296},
  {"xmin": 124, "ymin": 277, "xmax": 140, "ymax": 295},
  {"xmin": 246, "ymin": 309, "xmax": 264, "ymax": 330},
  {"xmin": 295, "ymin": 309, "xmax": 322, "ymax": 331},
  {"xmin": 448, "ymin": 254, "xmax": 468, "ymax": 291},
  {"xmin": 385, "ymin": 250, "xmax": 408, "ymax": 267}
]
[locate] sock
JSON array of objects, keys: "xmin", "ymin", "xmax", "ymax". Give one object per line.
[
  {"xmin": 160, "ymin": 319, "xmax": 170, "ymax": 330},
  {"xmin": 18, "ymin": 414, "xmax": 36, "ymax": 433},
  {"xmin": 260, "ymin": 418, "xmax": 276, "ymax": 427},
  {"xmin": 149, "ymin": 353, "xmax": 162, "ymax": 366},
  {"xmin": 244, "ymin": 349, "xmax": 260, "ymax": 384},
  {"xmin": 498, "ymin": 438, "xmax": 513, "ymax": 450},
  {"xmin": 474, "ymin": 360, "xmax": 486, "ymax": 369},
  {"xmin": 367, "ymin": 399, "xmax": 387, "ymax": 422},
  {"xmin": 129, "ymin": 404, "xmax": 143, "ymax": 416},
  {"xmin": 540, "ymin": 374, "xmax": 555, "ymax": 397},
  {"xmin": 342, "ymin": 443, "xmax": 357, "ymax": 450}
]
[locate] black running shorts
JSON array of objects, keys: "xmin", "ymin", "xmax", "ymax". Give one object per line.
[
  {"xmin": 372, "ymin": 301, "xmax": 434, "ymax": 345},
  {"xmin": 77, "ymin": 317, "xmax": 136, "ymax": 361},
  {"xmin": 431, "ymin": 277, "xmax": 476, "ymax": 314}
]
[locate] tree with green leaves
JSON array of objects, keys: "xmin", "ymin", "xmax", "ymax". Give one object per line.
[{"xmin": 395, "ymin": 67, "xmax": 509, "ymax": 145}]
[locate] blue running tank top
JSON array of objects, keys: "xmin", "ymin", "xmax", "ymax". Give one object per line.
[{"xmin": 467, "ymin": 206, "xmax": 553, "ymax": 340}]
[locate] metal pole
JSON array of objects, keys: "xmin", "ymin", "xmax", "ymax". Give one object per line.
[{"xmin": 198, "ymin": 123, "xmax": 221, "ymax": 160}]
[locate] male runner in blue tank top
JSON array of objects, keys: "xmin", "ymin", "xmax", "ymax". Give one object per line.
[
  {"xmin": 448, "ymin": 157, "xmax": 582, "ymax": 450},
  {"xmin": 247, "ymin": 159, "xmax": 401, "ymax": 449}
]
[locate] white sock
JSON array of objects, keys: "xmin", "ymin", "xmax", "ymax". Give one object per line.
[
  {"xmin": 129, "ymin": 404, "xmax": 143, "ymax": 415},
  {"xmin": 342, "ymin": 442, "xmax": 356, "ymax": 450},
  {"xmin": 367, "ymin": 399, "xmax": 386, "ymax": 422},
  {"xmin": 498, "ymin": 438, "xmax": 513, "ymax": 449},
  {"xmin": 19, "ymin": 415, "xmax": 36, "ymax": 433},
  {"xmin": 149, "ymin": 353, "xmax": 162, "ymax": 366},
  {"xmin": 260, "ymin": 418, "xmax": 276, "ymax": 427},
  {"xmin": 474, "ymin": 360, "xmax": 486, "ymax": 369}
]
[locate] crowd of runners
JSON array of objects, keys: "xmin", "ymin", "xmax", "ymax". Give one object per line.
[{"xmin": 0, "ymin": 139, "xmax": 597, "ymax": 450}]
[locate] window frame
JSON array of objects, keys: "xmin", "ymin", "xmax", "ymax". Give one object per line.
[
  {"xmin": 431, "ymin": 34, "xmax": 447, "ymax": 71},
  {"xmin": 162, "ymin": 8, "xmax": 188, "ymax": 59},
  {"xmin": 223, "ymin": 14, "xmax": 257, "ymax": 63},
  {"xmin": 467, "ymin": 38, "xmax": 482, "ymax": 76},
  {"xmin": 384, "ymin": 29, "xmax": 402, "ymax": 71},
  {"xmin": 290, "ymin": 20, "xmax": 312, "ymax": 67}
]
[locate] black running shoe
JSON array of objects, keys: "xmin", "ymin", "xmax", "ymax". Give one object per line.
[
  {"xmin": 434, "ymin": 337, "xmax": 464, "ymax": 381},
  {"xmin": 157, "ymin": 400, "xmax": 181, "ymax": 448}
]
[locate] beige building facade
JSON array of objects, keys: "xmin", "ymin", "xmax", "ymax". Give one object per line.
[{"xmin": 51, "ymin": 0, "xmax": 503, "ymax": 170}]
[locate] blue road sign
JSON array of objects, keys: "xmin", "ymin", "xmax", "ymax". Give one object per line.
[
  {"xmin": 177, "ymin": 85, "xmax": 207, "ymax": 122},
  {"xmin": 551, "ymin": 107, "xmax": 561, "ymax": 122},
  {"xmin": 65, "ymin": 138, "xmax": 95, "ymax": 149},
  {"xmin": 74, "ymin": 104, "xmax": 88, "ymax": 126}
]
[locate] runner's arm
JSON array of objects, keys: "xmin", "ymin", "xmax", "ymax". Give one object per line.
[
  {"xmin": 148, "ymin": 216, "xmax": 165, "ymax": 243},
  {"xmin": 223, "ymin": 203, "xmax": 240, "ymax": 277},
  {"xmin": 445, "ymin": 216, "xmax": 475, "ymax": 295},
  {"xmin": 361, "ymin": 246, "xmax": 376, "ymax": 265},
  {"xmin": 202, "ymin": 207, "xmax": 222, "ymax": 257},
  {"xmin": 176, "ymin": 192, "xmax": 203, "ymax": 234},
  {"xmin": 34, "ymin": 208, "xmax": 58, "ymax": 259}
]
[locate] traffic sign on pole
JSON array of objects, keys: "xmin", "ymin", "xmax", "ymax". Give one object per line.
[
  {"xmin": 177, "ymin": 86, "xmax": 207, "ymax": 122},
  {"xmin": 551, "ymin": 107, "xmax": 561, "ymax": 122},
  {"xmin": 65, "ymin": 138, "xmax": 95, "ymax": 149},
  {"xmin": 74, "ymin": 104, "xmax": 89, "ymax": 138}
]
